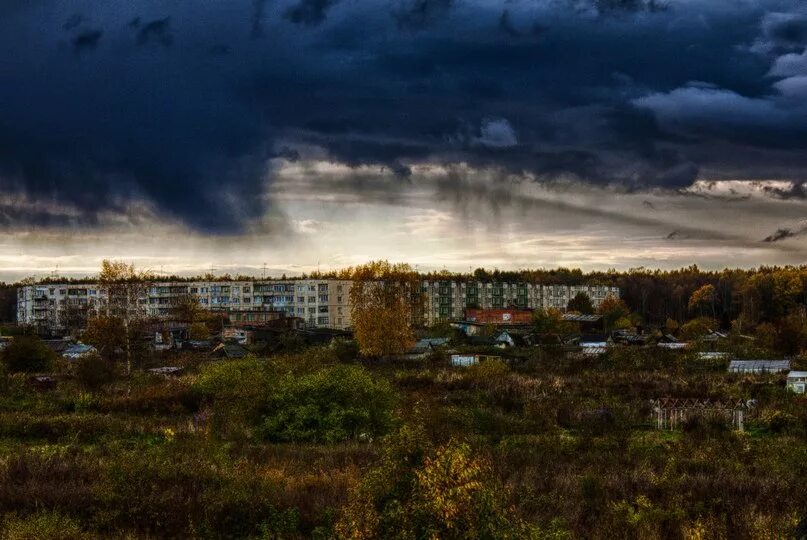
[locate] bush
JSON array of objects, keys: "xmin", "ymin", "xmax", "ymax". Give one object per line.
[
  {"xmin": 192, "ymin": 358, "xmax": 274, "ymax": 438},
  {"xmin": 336, "ymin": 432, "xmax": 534, "ymax": 539},
  {"xmin": 260, "ymin": 365, "xmax": 395, "ymax": 443},
  {"xmin": 466, "ymin": 358, "xmax": 509, "ymax": 383},
  {"xmin": 2, "ymin": 336, "xmax": 55, "ymax": 373},
  {"xmin": 74, "ymin": 353, "xmax": 117, "ymax": 391},
  {"xmin": 757, "ymin": 410, "xmax": 798, "ymax": 434}
]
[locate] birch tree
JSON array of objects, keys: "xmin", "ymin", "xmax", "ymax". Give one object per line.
[{"xmin": 97, "ymin": 260, "xmax": 154, "ymax": 376}]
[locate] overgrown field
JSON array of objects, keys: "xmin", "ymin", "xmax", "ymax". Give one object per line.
[{"xmin": 0, "ymin": 345, "xmax": 805, "ymax": 539}]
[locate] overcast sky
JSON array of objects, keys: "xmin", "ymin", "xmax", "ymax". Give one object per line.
[{"xmin": 2, "ymin": 0, "xmax": 807, "ymax": 281}]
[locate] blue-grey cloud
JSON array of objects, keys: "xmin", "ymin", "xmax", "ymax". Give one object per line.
[{"xmin": 1, "ymin": 0, "xmax": 807, "ymax": 234}]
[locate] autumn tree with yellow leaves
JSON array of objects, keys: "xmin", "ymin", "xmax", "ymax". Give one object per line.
[
  {"xmin": 347, "ymin": 261, "xmax": 423, "ymax": 357},
  {"xmin": 335, "ymin": 426, "xmax": 534, "ymax": 539},
  {"xmin": 96, "ymin": 260, "xmax": 154, "ymax": 376}
]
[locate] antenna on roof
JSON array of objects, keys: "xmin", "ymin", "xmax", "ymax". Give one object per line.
[{"xmin": 262, "ymin": 262, "xmax": 267, "ymax": 280}]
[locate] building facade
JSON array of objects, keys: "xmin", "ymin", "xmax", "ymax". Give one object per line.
[
  {"xmin": 18, "ymin": 279, "xmax": 618, "ymax": 333},
  {"xmin": 17, "ymin": 279, "xmax": 353, "ymax": 333},
  {"xmin": 420, "ymin": 281, "xmax": 619, "ymax": 324}
]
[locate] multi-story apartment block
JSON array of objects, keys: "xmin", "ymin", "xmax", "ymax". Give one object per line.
[
  {"xmin": 17, "ymin": 278, "xmax": 618, "ymax": 333},
  {"xmin": 17, "ymin": 279, "xmax": 353, "ymax": 333},
  {"xmin": 420, "ymin": 281, "xmax": 619, "ymax": 325}
]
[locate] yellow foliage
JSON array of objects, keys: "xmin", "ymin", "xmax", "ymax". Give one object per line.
[
  {"xmin": 349, "ymin": 261, "xmax": 422, "ymax": 357},
  {"xmin": 414, "ymin": 442, "xmax": 487, "ymax": 534}
]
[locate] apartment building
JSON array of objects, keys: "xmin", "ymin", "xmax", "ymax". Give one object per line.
[
  {"xmin": 17, "ymin": 279, "xmax": 353, "ymax": 333},
  {"xmin": 18, "ymin": 279, "xmax": 618, "ymax": 333},
  {"xmin": 420, "ymin": 281, "xmax": 619, "ymax": 325}
]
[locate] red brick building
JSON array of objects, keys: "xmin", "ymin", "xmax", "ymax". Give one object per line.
[{"xmin": 463, "ymin": 308, "xmax": 534, "ymax": 325}]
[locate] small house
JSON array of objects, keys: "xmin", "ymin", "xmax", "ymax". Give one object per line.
[
  {"xmin": 578, "ymin": 334, "xmax": 608, "ymax": 348},
  {"xmin": 493, "ymin": 329, "xmax": 533, "ymax": 348},
  {"xmin": 62, "ymin": 342, "xmax": 97, "ymax": 360},
  {"xmin": 147, "ymin": 366, "xmax": 184, "ymax": 377},
  {"xmin": 698, "ymin": 351, "xmax": 729, "ymax": 361},
  {"xmin": 223, "ymin": 327, "xmax": 250, "ymax": 345},
  {"xmin": 787, "ymin": 371, "xmax": 807, "ymax": 393},
  {"xmin": 450, "ymin": 353, "xmax": 501, "ymax": 367},
  {"xmin": 727, "ymin": 359, "xmax": 790, "ymax": 374}
]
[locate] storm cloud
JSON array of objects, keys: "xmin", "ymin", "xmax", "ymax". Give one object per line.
[{"xmin": 2, "ymin": 0, "xmax": 807, "ymax": 235}]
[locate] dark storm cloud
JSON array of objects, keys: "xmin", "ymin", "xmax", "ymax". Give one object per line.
[
  {"xmin": 763, "ymin": 228, "xmax": 796, "ymax": 242},
  {"xmin": 2, "ymin": 0, "xmax": 807, "ymax": 234},
  {"xmin": 135, "ymin": 17, "xmax": 174, "ymax": 47},
  {"xmin": 498, "ymin": 10, "xmax": 519, "ymax": 37},
  {"xmin": 72, "ymin": 29, "xmax": 102, "ymax": 52},
  {"xmin": 284, "ymin": 0, "xmax": 340, "ymax": 26},
  {"xmin": 63, "ymin": 14, "xmax": 83, "ymax": 31},
  {"xmin": 391, "ymin": 0, "xmax": 453, "ymax": 30},
  {"xmin": 252, "ymin": 0, "xmax": 267, "ymax": 36}
]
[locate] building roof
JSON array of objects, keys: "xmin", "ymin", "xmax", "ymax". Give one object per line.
[
  {"xmin": 416, "ymin": 337, "xmax": 449, "ymax": 348},
  {"xmin": 728, "ymin": 360, "xmax": 790, "ymax": 371},
  {"xmin": 212, "ymin": 342, "xmax": 249, "ymax": 359},
  {"xmin": 658, "ymin": 342, "xmax": 688, "ymax": 349},
  {"xmin": 787, "ymin": 371, "xmax": 807, "ymax": 378},
  {"xmin": 148, "ymin": 366, "xmax": 184, "ymax": 375},
  {"xmin": 43, "ymin": 339, "xmax": 73, "ymax": 353},
  {"xmin": 578, "ymin": 334, "xmax": 607, "ymax": 345},
  {"xmin": 63, "ymin": 342, "xmax": 96, "ymax": 359},
  {"xmin": 562, "ymin": 313, "xmax": 602, "ymax": 322},
  {"xmin": 408, "ymin": 337, "xmax": 449, "ymax": 354}
]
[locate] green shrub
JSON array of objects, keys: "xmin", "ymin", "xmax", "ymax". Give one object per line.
[
  {"xmin": 192, "ymin": 358, "xmax": 274, "ymax": 438},
  {"xmin": 2, "ymin": 336, "xmax": 55, "ymax": 373},
  {"xmin": 260, "ymin": 365, "xmax": 395, "ymax": 443},
  {"xmin": 74, "ymin": 353, "xmax": 117, "ymax": 392}
]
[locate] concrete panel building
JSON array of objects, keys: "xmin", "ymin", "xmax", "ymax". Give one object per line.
[{"xmin": 18, "ymin": 278, "xmax": 618, "ymax": 333}]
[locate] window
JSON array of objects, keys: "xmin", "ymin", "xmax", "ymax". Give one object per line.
[
  {"xmin": 318, "ymin": 306, "xmax": 329, "ymax": 313},
  {"xmin": 297, "ymin": 296, "xmax": 305, "ymax": 303},
  {"xmin": 318, "ymin": 295, "xmax": 329, "ymax": 302},
  {"xmin": 317, "ymin": 316, "xmax": 329, "ymax": 325},
  {"xmin": 308, "ymin": 296, "xmax": 316, "ymax": 303},
  {"xmin": 337, "ymin": 296, "xmax": 342, "ymax": 303},
  {"xmin": 243, "ymin": 286, "xmax": 250, "ymax": 294}
]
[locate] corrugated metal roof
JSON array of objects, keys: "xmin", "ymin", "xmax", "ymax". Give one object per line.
[{"xmin": 728, "ymin": 360, "xmax": 790, "ymax": 372}]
